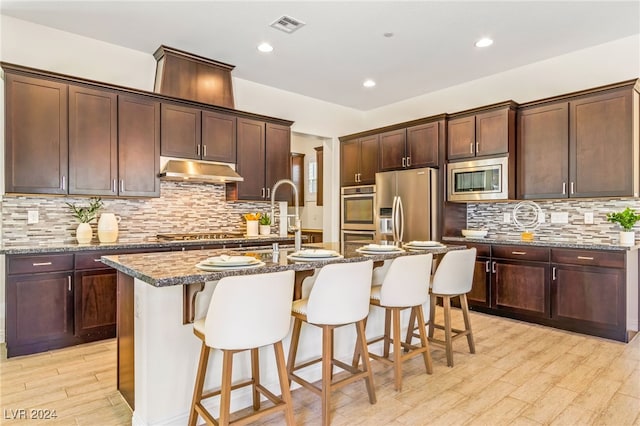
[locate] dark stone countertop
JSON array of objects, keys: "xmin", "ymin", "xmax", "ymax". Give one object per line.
[
  {"xmin": 102, "ymin": 242, "xmax": 463, "ymax": 287},
  {"xmin": 0, "ymin": 235, "xmax": 295, "ymax": 255},
  {"xmin": 443, "ymin": 236, "xmax": 639, "ymax": 251}
]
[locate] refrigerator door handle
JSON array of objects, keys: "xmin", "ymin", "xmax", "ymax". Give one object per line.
[
  {"xmin": 397, "ymin": 196, "xmax": 405, "ymax": 242},
  {"xmin": 391, "ymin": 196, "xmax": 399, "ymax": 242}
]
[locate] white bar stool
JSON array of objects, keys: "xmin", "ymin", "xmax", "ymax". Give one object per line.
[
  {"xmin": 188, "ymin": 270, "xmax": 296, "ymax": 426},
  {"xmin": 287, "ymin": 260, "xmax": 376, "ymax": 426},
  {"xmin": 362, "ymin": 254, "xmax": 434, "ymax": 391},
  {"xmin": 408, "ymin": 248, "xmax": 477, "ymax": 367}
]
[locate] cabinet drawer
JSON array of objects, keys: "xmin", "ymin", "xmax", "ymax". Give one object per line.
[
  {"xmin": 492, "ymin": 245, "xmax": 549, "ymax": 262},
  {"xmin": 8, "ymin": 254, "xmax": 74, "ymax": 275},
  {"xmin": 75, "ymin": 251, "xmax": 116, "ymax": 270},
  {"xmin": 464, "ymin": 243, "xmax": 490, "ymax": 257},
  {"xmin": 551, "ymin": 249, "xmax": 625, "ymax": 268}
]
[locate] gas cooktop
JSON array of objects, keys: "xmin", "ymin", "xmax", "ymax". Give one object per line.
[{"xmin": 156, "ymin": 232, "xmax": 244, "ymax": 241}]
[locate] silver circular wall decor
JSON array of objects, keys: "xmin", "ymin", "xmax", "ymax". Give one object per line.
[{"xmin": 513, "ymin": 200, "xmax": 543, "ymax": 232}]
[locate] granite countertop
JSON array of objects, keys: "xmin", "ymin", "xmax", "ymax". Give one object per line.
[
  {"xmin": 102, "ymin": 242, "xmax": 461, "ymax": 287},
  {"xmin": 0, "ymin": 234, "xmax": 295, "ymax": 255},
  {"xmin": 443, "ymin": 236, "xmax": 639, "ymax": 251}
]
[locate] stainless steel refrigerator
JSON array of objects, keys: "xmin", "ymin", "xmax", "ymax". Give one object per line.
[{"xmin": 376, "ymin": 168, "xmax": 438, "ymax": 243}]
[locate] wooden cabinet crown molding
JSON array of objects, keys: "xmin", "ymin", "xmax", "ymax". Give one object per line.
[
  {"xmin": 0, "ymin": 62, "xmax": 293, "ymax": 127},
  {"xmin": 338, "ymin": 114, "xmax": 447, "ymax": 142},
  {"xmin": 447, "ymin": 100, "xmax": 518, "ymax": 119}
]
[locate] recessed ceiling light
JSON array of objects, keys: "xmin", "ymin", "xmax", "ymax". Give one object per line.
[
  {"xmin": 383, "ymin": 32, "xmax": 394, "ymax": 38},
  {"xmin": 363, "ymin": 79, "xmax": 376, "ymax": 88},
  {"xmin": 257, "ymin": 42, "xmax": 274, "ymax": 53},
  {"xmin": 475, "ymin": 37, "xmax": 493, "ymax": 48}
]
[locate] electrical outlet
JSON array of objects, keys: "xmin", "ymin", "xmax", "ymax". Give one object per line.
[
  {"xmin": 551, "ymin": 212, "xmax": 569, "ymax": 224},
  {"xmin": 27, "ymin": 210, "xmax": 39, "ymax": 224},
  {"xmin": 584, "ymin": 212, "xmax": 594, "ymax": 224},
  {"xmin": 503, "ymin": 213, "xmax": 511, "ymax": 223}
]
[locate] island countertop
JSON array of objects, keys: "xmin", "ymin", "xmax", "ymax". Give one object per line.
[
  {"xmin": 102, "ymin": 242, "xmax": 461, "ymax": 287},
  {"xmin": 442, "ymin": 236, "xmax": 639, "ymax": 251}
]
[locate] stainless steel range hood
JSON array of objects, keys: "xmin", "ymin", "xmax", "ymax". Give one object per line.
[{"xmin": 159, "ymin": 160, "xmax": 243, "ymax": 183}]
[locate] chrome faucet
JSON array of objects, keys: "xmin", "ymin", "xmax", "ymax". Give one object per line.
[{"xmin": 270, "ymin": 179, "xmax": 301, "ymax": 251}]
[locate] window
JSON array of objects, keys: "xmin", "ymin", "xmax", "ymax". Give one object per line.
[{"xmin": 308, "ymin": 160, "xmax": 317, "ymax": 194}]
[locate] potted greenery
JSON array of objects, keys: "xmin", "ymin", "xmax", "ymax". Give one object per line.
[
  {"xmin": 259, "ymin": 213, "xmax": 272, "ymax": 236},
  {"xmin": 66, "ymin": 197, "xmax": 103, "ymax": 244},
  {"xmin": 606, "ymin": 207, "xmax": 640, "ymax": 246}
]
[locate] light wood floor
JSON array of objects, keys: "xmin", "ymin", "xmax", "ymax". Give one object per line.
[{"xmin": 1, "ymin": 310, "xmax": 639, "ymax": 425}]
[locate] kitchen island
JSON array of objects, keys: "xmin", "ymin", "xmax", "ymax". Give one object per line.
[{"xmin": 102, "ymin": 242, "xmax": 460, "ymax": 426}]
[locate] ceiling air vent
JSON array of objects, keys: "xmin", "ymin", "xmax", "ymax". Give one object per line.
[{"xmin": 270, "ymin": 15, "xmax": 306, "ymax": 34}]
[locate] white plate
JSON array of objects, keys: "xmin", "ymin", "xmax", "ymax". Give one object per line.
[
  {"xmin": 356, "ymin": 247, "xmax": 405, "ymax": 255},
  {"xmin": 405, "ymin": 241, "xmax": 441, "ymax": 247},
  {"xmin": 201, "ymin": 255, "xmax": 260, "ymax": 267},
  {"xmin": 360, "ymin": 244, "xmax": 401, "ymax": 252},
  {"xmin": 287, "ymin": 254, "xmax": 344, "ymax": 262},
  {"xmin": 196, "ymin": 261, "xmax": 265, "ymax": 272},
  {"xmin": 291, "ymin": 249, "xmax": 340, "ymax": 258}
]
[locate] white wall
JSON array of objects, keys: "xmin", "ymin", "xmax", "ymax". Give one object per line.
[{"xmin": 364, "ymin": 34, "xmax": 640, "ymax": 129}]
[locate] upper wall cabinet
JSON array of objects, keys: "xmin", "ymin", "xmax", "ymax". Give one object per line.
[
  {"xmin": 340, "ymin": 135, "xmax": 379, "ymax": 186},
  {"xmin": 447, "ymin": 102, "xmax": 517, "ymax": 160},
  {"xmin": 518, "ymin": 81, "xmax": 639, "ymax": 199},
  {"xmin": 379, "ymin": 121, "xmax": 440, "ymax": 171},
  {"xmin": 160, "ymin": 103, "xmax": 237, "ymax": 163},
  {"xmin": 5, "ymin": 73, "xmax": 69, "ymax": 194}
]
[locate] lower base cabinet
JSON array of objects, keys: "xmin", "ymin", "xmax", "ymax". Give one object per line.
[
  {"xmin": 74, "ymin": 269, "xmax": 117, "ymax": 338},
  {"xmin": 463, "ymin": 243, "xmax": 629, "ymax": 342}
]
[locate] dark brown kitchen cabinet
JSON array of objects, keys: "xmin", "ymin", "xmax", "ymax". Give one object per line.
[
  {"xmin": 517, "ymin": 102, "xmax": 569, "ymax": 199},
  {"xmin": 466, "ymin": 243, "xmax": 491, "ymax": 308},
  {"xmin": 379, "ymin": 129, "xmax": 407, "ymax": 171},
  {"xmin": 406, "ymin": 122, "xmax": 439, "ymax": 168},
  {"xmin": 68, "ymin": 84, "xmax": 118, "ymax": 196},
  {"xmin": 551, "ymin": 249, "xmax": 626, "ymax": 341},
  {"xmin": 518, "ymin": 82, "xmax": 639, "ymax": 199},
  {"xmin": 160, "ymin": 103, "xmax": 201, "ymax": 159},
  {"xmin": 74, "ymin": 251, "xmax": 117, "ymax": 339},
  {"xmin": 491, "ymin": 245, "xmax": 550, "ymax": 320},
  {"xmin": 236, "ymin": 119, "xmax": 291, "ymax": 201},
  {"xmin": 447, "ymin": 103, "xmax": 516, "ymax": 160},
  {"xmin": 202, "ymin": 110, "xmax": 236, "ymax": 163},
  {"xmin": 4, "ymin": 72, "xmax": 68, "ymax": 194},
  {"xmin": 340, "ymin": 135, "xmax": 379, "ymax": 186},
  {"xmin": 118, "ymin": 95, "xmax": 161, "ymax": 197},
  {"xmin": 6, "ymin": 254, "xmax": 75, "ymax": 357}
]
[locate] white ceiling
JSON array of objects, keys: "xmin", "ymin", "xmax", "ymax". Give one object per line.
[{"xmin": 2, "ymin": 1, "xmax": 639, "ymax": 111}]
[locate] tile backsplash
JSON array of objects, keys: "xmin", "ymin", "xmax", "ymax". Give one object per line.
[
  {"xmin": 1, "ymin": 181, "xmax": 280, "ymax": 245},
  {"xmin": 467, "ymin": 198, "xmax": 640, "ymax": 244}
]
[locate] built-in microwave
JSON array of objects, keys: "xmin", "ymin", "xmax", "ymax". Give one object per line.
[
  {"xmin": 341, "ymin": 185, "xmax": 376, "ymax": 230},
  {"xmin": 447, "ymin": 156, "xmax": 510, "ymax": 202}
]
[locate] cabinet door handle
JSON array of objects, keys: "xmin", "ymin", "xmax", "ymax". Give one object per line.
[
  {"xmin": 32, "ymin": 262, "xmax": 52, "ymax": 266},
  {"xmin": 261, "ymin": 188, "xmax": 265, "ymax": 198},
  {"xmin": 68, "ymin": 276, "xmax": 72, "ymax": 292},
  {"xmin": 570, "ymin": 182, "xmax": 575, "ymax": 194},
  {"xmin": 61, "ymin": 175, "xmax": 66, "ymax": 191},
  {"xmin": 112, "ymin": 179, "xmax": 117, "ymax": 193},
  {"xmin": 406, "ymin": 157, "xmax": 410, "ymax": 167},
  {"xmin": 577, "ymin": 256, "xmax": 594, "ymax": 260},
  {"xmin": 203, "ymin": 145, "xmax": 207, "ymax": 157},
  {"xmin": 562, "ymin": 182, "xmax": 566, "ymax": 195},
  {"xmin": 470, "ymin": 142, "xmax": 474, "ymax": 154},
  {"xmin": 266, "ymin": 187, "xmax": 270, "ymax": 199},
  {"xmin": 94, "ymin": 258, "xmax": 103, "ymax": 262},
  {"xmin": 196, "ymin": 145, "xmax": 200, "ymax": 156},
  {"xmin": 476, "ymin": 141, "xmax": 479, "ymax": 153},
  {"xmin": 511, "ymin": 251, "xmax": 527, "ymax": 255},
  {"xmin": 120, "ymin": 180, "xmax": 125, "ymax": 193},
  {"xmin": 402, "ymin": 157, "xmax": 406, "ymax": 168},
  {"xmin": 485, "ymin": 260, "xmax": 490, "ymax": 272},
  {"xmin": 552, "ymin": 266, "xmax": 557, "ymax": 281},
  {"xmin": 491, "ymin": 261, "xmax": 496, "ymax": 273}
]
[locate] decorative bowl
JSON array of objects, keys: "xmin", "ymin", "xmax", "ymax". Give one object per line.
[{"xmin": 462, "ymin": 229, "xmax": 488, "ymax": 238}]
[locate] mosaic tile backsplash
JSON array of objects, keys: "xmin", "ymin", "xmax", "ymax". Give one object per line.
[
  {"xmin": 1, "ymin": 181, "xmax": 280, "ymax": 245},
  {"xmin": 467, "ymin": 198, "xmax": 640, "ymax": 244}
]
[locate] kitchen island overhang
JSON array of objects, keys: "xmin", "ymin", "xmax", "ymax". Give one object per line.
[{"xmin": 103, "ymin": 243, "xmax": 461, "ymax": 426}]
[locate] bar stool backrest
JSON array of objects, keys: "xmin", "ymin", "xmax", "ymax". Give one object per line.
[
  {"xmin": 204, "ymin": 270, "xmax": 295, "ymax": 350},
  {"xmin": 431, "ymin": 248, "xmax": 477, "ymax": 295},
  {"xmin": 380, "ymin": 254, "xmax": 433, "ymax": 307},
  {"xmin": 306, "ymin": 260, "xmax": 373, "ymax": 325}
]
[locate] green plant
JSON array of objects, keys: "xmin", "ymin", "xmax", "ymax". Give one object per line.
[
  {"xmin": 259, "ymin": 213, "xmax": 271, "ymax": 226},
  {"xmin": 66, "ymin": 197, "xmax": 103, "ymax": 223},
  {"xmin": 606, "ymin": 207, "xmax": 640, "ymax": 231}
]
